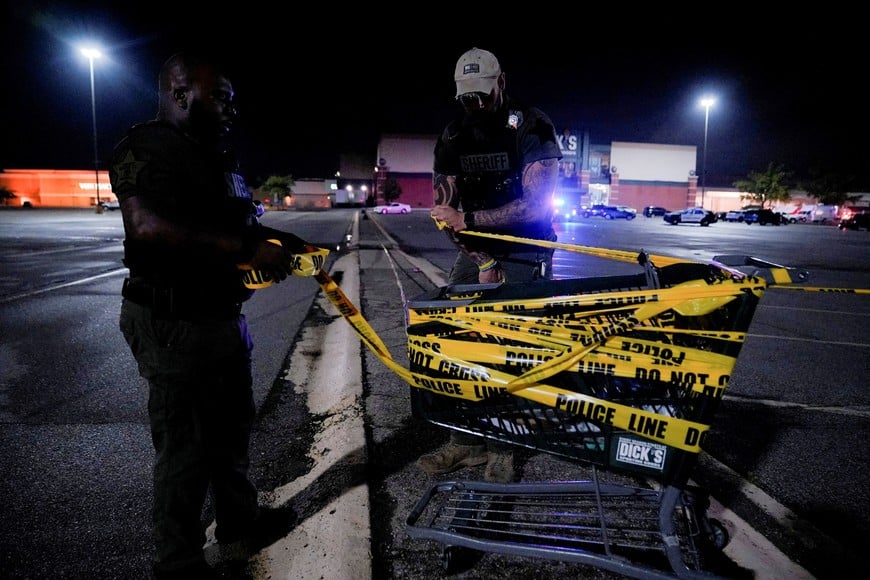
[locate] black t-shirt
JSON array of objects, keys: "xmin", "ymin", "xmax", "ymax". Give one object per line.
[
  {"xmin": 109, "ymin": 120, "xmax": 256, "ymax": 302},
  {"xmin": 433, "ymin": 97, "xmax": 562, "ymax": 255}
]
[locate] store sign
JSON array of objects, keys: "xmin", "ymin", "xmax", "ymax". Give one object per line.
[
  {"xmin": 77, "ymin": 182, "xmax": 112, "ymax": 191},
  {"xmin": 558, "ymin": 129, "xmax": 579, "ymax": 156},
  {"xmin": 558, "ymin": 129, "xmax": 580, "ymax": 181}
]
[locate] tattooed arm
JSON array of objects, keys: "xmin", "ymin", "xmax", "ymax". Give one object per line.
[
  {"xmin": 474, "ymin": 158, "xmax": 559, "ymax": 228},
  {"xmin": 430, "ymin": 158, "xmax": 559, "ymax": 281},
  {"xmin": 432, "ymin": 171, "xmax": 460, "ymax": 209},
  {"xmin": 430, "ymin": 157, "xmax": 559, "ymax": 235},
  {"xmin": 430, "ymin": 172, "xmax": 494, "ymax": 268}
]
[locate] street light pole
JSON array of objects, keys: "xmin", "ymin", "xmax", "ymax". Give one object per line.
[
  {"xmin": 699, "ymin": 97, "xmax": 715, "ymax": 208},
  {"xmin": 81, "ymin": 47, "xmax": 102, "ymax": 212}
]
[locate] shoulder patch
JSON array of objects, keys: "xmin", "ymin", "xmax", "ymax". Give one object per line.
[{"xmin": 112, "ymin": 150, "xmax": 147, "ymax": 190}]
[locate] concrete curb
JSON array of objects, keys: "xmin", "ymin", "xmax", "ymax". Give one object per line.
[{"xmin": 252, "ymin": 213, "xmax": 372, "ymax": 580}]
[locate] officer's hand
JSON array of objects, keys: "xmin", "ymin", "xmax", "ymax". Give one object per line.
[
  {"xmin": 430, "ymin": 205, "xmax": 465, "ymax": 231},
  {"xmin": 248, "ymin": 239, "xmax": 294, "ymax": 283}
]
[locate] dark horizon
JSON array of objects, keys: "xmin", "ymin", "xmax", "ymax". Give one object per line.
[{"xmin": 4, "ymin": 3, "xmax": 868, "ymax": 191}]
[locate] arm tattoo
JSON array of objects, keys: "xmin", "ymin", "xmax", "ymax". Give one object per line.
[
  {"xmin": 433, "ymin": 173, "xmax": 460, "ymax": 208},
  {"xmin": 474, "ymin": 158, "xmax": 559, "ymax": 228},
  {"xmin": 433, "ymin": 173, "xmax": 491, "ymax": 265}
]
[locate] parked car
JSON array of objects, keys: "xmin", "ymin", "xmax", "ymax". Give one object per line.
[
  {"xmin": 742, "ymin": 208, "xmax": 783, "ymax": 225},
  {"xmin": 838, "ymin": 212, "xmax": 870, "ymax": 231},
  {"xmin": 839, "ymin": 207, "xmax": 867, "ymax": 222},
  {"xmin": 724, "ymin": 209, "xmax": 745, "ymax": 222},
  {"xmin": 781, "ymin": 209, "xmax": 812, "ymax": 223},
  {"xmin": 99, "ymin": 199, "xmax": 120, "ymax": 211},
  {"xmin": 642, "ymin": 206, "xmax": 668, "ymax": 217},
  {"xmin": 579, "ymin": 204, "xmax": 608, "ymax": 218},
  {"xmin": 601, "ymin": 205, "xmax": 637, "ymax": 220},
  {"xmin": 663, "ymin": 207, "xmax": 717, "ymax": 226},
  {"xmin": 552, "ymin": 206, "xmax": 575, "ymax": 222},
  {"xmin": 581, "ymin": 204, "xmax": 637, "ymax": 220},
  {"xmin": 810, "ymin": 205, "xmax": 839, "ymax": 224},
  {"xmin": 551, "ymin": 199, "xmax": 579, "ymax": 222},
  {"xmin": 376, "ymin": 202, "xmax": 411, "ymax": 214}
]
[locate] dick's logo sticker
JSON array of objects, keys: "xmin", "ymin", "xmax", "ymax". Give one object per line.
[{"xmin": 614, "ymin": 436, "xmax": 667, "ymax": 471}]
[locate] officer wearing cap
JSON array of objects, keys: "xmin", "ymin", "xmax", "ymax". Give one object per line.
[{"xmin": 422, "ymin": 47, "xmax": 562, "ymax": 483}]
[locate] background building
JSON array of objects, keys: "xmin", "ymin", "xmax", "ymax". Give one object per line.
[
  {"xmin": 372, "ymin": 133, "xmax": 718, "ymax": 211},
  {"xmin": 372, "ymin": 135, "xmax": 438, "ymax": 208},
  {"xmin": 8, "ymin": 135, "xmax": 862, "ymax": 215},
  {"xmin": 279, "ymin": 178, "xmax": 337, "ymax": 210},
  {"xmin": 334, "ymin": 153, "xmax": 375, "ymax": 207},
  {"xmin": 0, "ymin": 169, "xmax": 113, "ymax": 208}
]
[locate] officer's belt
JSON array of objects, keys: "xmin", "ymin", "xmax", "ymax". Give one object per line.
[{"xmin": 122, "ymin": 277, "xmax": 243, "ymax": 321}]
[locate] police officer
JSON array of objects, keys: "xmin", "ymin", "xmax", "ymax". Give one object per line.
[
  {"xmin": 109, "ymin": 52, "xmax": 303, "ymax": 579},
  {"xmin": 422, "ymin": 47, "xmax": 562, "ymax": 483}
]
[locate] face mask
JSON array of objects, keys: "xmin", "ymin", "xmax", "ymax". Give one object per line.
[{"xmin": 457, "ymin": 91, "xmax": 493, "ymax": 110}]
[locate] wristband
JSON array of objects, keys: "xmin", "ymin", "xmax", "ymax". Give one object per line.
[
  {"xmin": 478, "ymin": 258, "xmax": 498, "ymax": 272},
  {"xmin": 464, "ymin": 211, "xmax": 475, "ymax": 229}
]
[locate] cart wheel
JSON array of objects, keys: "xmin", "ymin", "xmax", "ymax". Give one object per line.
[
  {"xmin": 440, "ymin": 545, "xmax": 474, "ymax": 573},
  {"xmin": 707, "ymin": 518, "xmax": 730, "ymax": 550},
  {"xmin": 440, "ymin": 545, "xmax": 457, "ymax": 573}
]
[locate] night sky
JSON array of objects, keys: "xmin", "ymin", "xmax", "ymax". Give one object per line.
[{"xmin": 4, "ymin": 2, "xmax": 868, "ymax": 190}]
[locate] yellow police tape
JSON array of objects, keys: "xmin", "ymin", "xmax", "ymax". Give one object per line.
[
  {"xmin": 770, "ymin": 285, "xmax": 870, "ymax": 295},
  {"xmin": 238, "ymin": 239, "xmax": 330, "ymax": 289},
  {"xmin": 449, "ymin": 223, "xmax": 870, "ymax": 295},
  {"xmin": 431, "ymin": 215, "xmax": 693, "ymax": 267},
  {"xmin": 244, "ymin": 229, "xmax": 868, "ymax": 454}
]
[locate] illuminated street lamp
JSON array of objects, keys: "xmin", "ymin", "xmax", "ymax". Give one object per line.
[
  {"xmin": 699, "ymin": 97, "xmax": 716, "ymax": 208},
  {"xmin": 80, "ymin": 47, "xmax": 102, "ymax": 212}
]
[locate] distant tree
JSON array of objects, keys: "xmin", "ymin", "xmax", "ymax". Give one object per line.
[
  {"xmin": 255, "ymin": 175, "xmax": 295, "ymax": 206},
  {"xmin": 0, "ymin": 185, "xmax": 16, "ymax": 206},
  {"xmin": 733, "ymin": 163, "xmax": 792, "ymax": 208},
  {"xmin": 799, "ymin": 169, "xmax": 859, "ymax": 206},
  {"xmin": 382, "ymin": 178, "xmax": 402, "ymax": 204}
]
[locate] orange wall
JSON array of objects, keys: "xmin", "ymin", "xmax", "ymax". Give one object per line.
[{"xmin": 0, "ymin": 169, "xmax": 113, "ymax": 208}]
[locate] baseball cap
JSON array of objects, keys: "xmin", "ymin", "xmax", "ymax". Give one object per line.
[{"xmin": 454, "ymin": 47, "xmax": 501, "ymax": 98}]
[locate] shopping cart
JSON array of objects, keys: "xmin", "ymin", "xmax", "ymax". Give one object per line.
[{"xmin": 404, "ymin": 252, "xmax": 806, "ymax": 579}]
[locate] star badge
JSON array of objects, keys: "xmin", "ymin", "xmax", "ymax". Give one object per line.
[{"xmin": 112, "ymin": 150, "xmax": 146, "ymax": 190}]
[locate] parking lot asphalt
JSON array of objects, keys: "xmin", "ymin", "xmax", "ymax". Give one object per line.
[{"xmin": 251, "ymin": 211, "xmax": 816, "ymax": 579}]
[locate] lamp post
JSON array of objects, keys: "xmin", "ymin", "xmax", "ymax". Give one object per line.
[
  {"xmin": 699, "ymin": 97, "xmax": 715, "ymax": 208},
  {"xmin": 81, "ymin": 47, "xmax": 102, "ymax": 212}
]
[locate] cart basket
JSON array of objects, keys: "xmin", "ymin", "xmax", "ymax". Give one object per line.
[
  {"xmin": 404, "ymin": 258, "xmax": 773, "ymax": 578},
  {"xmin": 407, "ymin": 261, "xmax": 761, "ymax": 485}
]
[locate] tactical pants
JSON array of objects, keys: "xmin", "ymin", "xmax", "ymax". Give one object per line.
[
  {"xmin": 448, "ymin": 248, "xmax": 554, "ymax": 286},
  {"xmin": 119, "ymin": 300, "xmax": 259, "ymax": 577}
]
